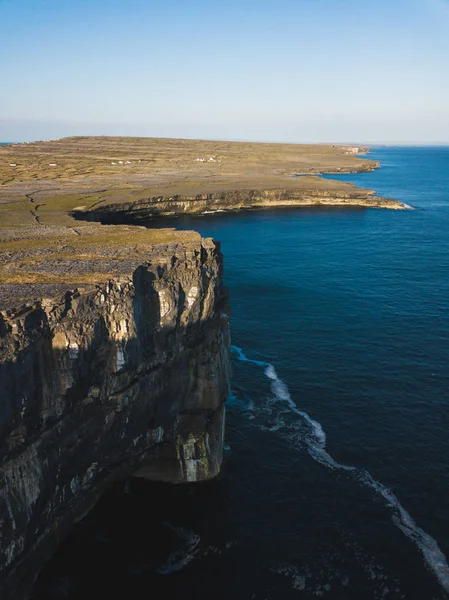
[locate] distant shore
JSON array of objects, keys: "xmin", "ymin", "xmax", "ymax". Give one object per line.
[{"xmin": 0, "ymin": 136, "xmax": 406, "ymax": 305}]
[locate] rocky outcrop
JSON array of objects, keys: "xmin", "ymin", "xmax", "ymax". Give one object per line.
[
  {"xmin": 74, "ymin": 187, "xmax": 406, "ymax": 224},
  {"xmin": 0, "ymin": 229, "xmax": 230, "ymax": 599}
]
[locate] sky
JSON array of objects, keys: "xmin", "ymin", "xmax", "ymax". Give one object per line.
[{"xmin": 1, "ymin": 0, "xmax": 448, "ymax": 143}]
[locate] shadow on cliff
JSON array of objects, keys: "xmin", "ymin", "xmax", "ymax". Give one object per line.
[
  {"xmin": 0, "ymin": 264, "xmax": 227, "ymax": 455},
  {"xmin": 71, "ymin": 206, "xmax": 156, "ymax": 225},
  {"xmin": 70, "ymin": 203, "xmax": 371, "ymax": 233},
  {"xmin": 0, "ymin": 262, "xmax": 230, "ymax": 600},
  {"xmin": 31, "ymin": 475, "xmax": 233, "ymax": 600}
]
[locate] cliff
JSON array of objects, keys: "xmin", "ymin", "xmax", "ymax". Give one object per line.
[
  {"xmin": 0, "ymin": 137, "xmax": 406, "ymax": 231},
  {"xmin": 0, "ymin": 225, "xmax": 230, "ymax": 599},
  {"xmin": 75, "ymin": 187, "xmax": 404, "ymax": 225},
  {"xmin": 0, "ymin": 136, "xmax": 406, "ymax": 598}
]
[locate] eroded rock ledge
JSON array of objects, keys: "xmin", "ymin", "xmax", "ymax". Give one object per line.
[
  {"xmin": 0, "ymin": 226, "xmax": 230, "ymax": 599},
  {"xmin": 74, "ymin": 187, "xmax": 405, "ymax": 224}
]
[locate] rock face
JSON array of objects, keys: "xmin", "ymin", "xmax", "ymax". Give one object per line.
[
  {"xmin": 76, "ymin": 187, "xmax": 406, "ymax": 224},
  {"xmin": 0, "ymin": 233, "xmax": 230, "ymax": 599}
]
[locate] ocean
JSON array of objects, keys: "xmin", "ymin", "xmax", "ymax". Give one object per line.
[{"xmin": 34, "ymin": 147, "xmax": 449, "ymax": 600}]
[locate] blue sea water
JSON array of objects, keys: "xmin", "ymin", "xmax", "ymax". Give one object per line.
[{"xmin": 34, "ymin": 147, "xmax": 449, "ymax": 600}]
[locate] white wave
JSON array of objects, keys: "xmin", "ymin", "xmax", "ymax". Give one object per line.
[
  {"xmin": 260, "ymin": 420, "xmax": 286, "ymax": 433},
  {"xmin": 359, "ymin": 471, "xmax": 449, "ymax": 592},
  {"xmin": 264, "ymin": 359, "xmax": 356, "ymax": 472},
  {"xmin": 231, "ymin": 345, "xmax": 268, "ymax": 367},
  {"xmin": 226, "ymin": 391, "xmax": 255, "ymax": 413},
  {"xmin": 157, "ymin": 523, "xmax": 200, "ymax": 575},
  {"xmin": 264, "ymin": 364, "xmax": 291, "ymax": 403},
  {"xmin": 231, "ymin": 345, "xmax": 449, "ymax": 593}
]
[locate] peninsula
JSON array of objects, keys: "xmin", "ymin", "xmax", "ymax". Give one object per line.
[
  {"xmin": 0, "ymin": 137, "xmax": 405, "ymax": 600},
  {"xmin": 0, "ymin": 137, "xmax": 404, "ymax": 231}
]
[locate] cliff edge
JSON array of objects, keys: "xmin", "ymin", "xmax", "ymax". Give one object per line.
[
  {"xmin": 0, "ymin": 225, "xmax": 230, "ymax": 599},
  {"xmin": 0, "ymin": 137, "xmax": 405, "ymax": 230}
]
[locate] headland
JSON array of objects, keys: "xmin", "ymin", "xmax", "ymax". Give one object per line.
[{"xmin": 0, "ymin": 137, "xmax": 405, "ymax": 599}]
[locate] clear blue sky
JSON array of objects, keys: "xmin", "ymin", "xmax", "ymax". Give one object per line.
[{"xmin": 1, "ymin": 0, "xmax": 448, "ymax": 143}]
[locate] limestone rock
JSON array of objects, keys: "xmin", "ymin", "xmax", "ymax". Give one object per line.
[{"xmin": 0, "ymin": 231, "xmax": 230, "ymax": 599}]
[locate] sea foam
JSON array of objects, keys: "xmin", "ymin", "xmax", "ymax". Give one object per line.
[
  {"xmin": 231, "ymin": 345, "xmax": 449, "ymax": 593},
  {"xmin": 157, "ymin": 523, "xmax": 201, "ymax": 575}
]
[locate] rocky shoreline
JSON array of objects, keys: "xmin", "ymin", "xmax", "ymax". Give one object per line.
[{"xmin": 73, "ymin": 187, "xmax": 404, "ymax": 225}]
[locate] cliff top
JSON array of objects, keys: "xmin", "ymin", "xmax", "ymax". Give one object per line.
[
  {"xmin": 0, "ymin": 136, "xmax": 377, "ymax": 228},
  {"xmin": 0, "ymin": 223, "xmax": 205, "ymax": 310},
  {"xmin": 1, "ymin": 136, "xmax": 372, "ymax": 187},
  {"xmin": 0, "ymin": 136, "xmax": 400, "ymax": 309}
]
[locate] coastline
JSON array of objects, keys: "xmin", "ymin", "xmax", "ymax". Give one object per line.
[
  {"xmin": 0, "ymin": 136, "xmax": 406, "ymax": 598},
  {"xmin": 0, "ymin": 137, "xmax": 406, "ymax": 231},
  {"xmin": 0, "ymin": 136, "xmax": 408, "ymax": 308}
]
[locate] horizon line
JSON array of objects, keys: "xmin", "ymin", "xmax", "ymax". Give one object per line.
[{"xmin": 1, "ymin": 136, "xmax": 449, "ymax": 147}]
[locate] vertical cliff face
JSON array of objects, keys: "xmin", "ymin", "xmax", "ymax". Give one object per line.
[{"xmin": 0, "ymin": 231, "xmax": 230, "ymax": 599}]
